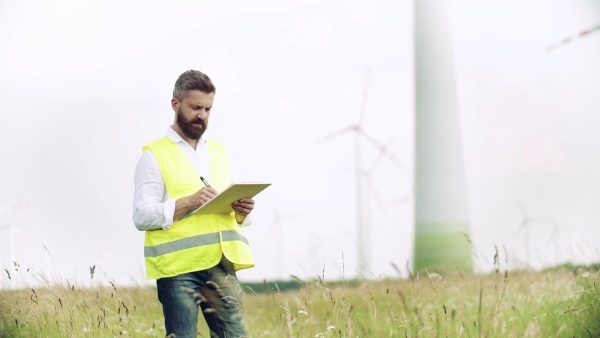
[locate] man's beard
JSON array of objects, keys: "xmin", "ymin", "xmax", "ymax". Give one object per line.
[{"xmin": 176, "ymin": 108, "xmax": 207, "ymax": 140}]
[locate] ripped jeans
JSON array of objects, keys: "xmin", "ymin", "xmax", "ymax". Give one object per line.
[{"xmin": 156, "ymin": 256, "xmax": 246, "ymax": 338}]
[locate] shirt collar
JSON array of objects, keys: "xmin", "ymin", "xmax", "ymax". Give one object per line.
[{"xmin": 167, "ymin": 125, "xmax": 207, "ymax": 145}]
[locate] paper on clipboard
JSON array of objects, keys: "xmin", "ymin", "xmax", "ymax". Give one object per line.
[{"xmin": 193, "ymin": 182, "xmax": 271, "ymax": 214}]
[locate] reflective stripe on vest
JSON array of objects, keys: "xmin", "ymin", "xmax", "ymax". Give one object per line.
[
  {"xmin": 141, "ymin": 136, "xmax": 255, "ymax": 279},
  {"xmin": 144, "ymin": 230, "xmax": 249, "ymax": 257}
]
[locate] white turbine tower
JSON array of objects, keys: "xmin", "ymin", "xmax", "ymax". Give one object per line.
[
  {"xmin": 316, "ymin": 69, "xmax": 404, "ymax": 277},
  {"xmin": 413, "ymin": 0, "xmax": 473, "ymax": 273}
]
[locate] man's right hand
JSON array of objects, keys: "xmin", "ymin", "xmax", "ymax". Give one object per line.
[
  {"xmin": 174, "ymin": 187, "xmax": 218, "ymax": 221},
  {"xmin": 189, "ymin": 187, "xmax": 219, "ymax": 208}
]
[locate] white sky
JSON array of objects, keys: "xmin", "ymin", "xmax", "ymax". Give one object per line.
[{"xmin": 0, "ymin": 0, "xmax": 599, "ymax": 287}]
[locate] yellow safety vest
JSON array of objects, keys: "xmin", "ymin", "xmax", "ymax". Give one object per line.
[{"xmin": 142, "ymin": 136, "xmax": 254, "ymax": 279}]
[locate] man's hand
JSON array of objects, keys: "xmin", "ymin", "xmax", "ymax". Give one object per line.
[
  {"xmin": 190, "ymin": 187, "xmax": 219, "ymax": 207},
  {"xmin": 174, "ymin": 187, "xmax": 218, "ymax": 221},
  {"xmin": 232, "ymin": 198, "xmax": 254, "ymax": 223}
]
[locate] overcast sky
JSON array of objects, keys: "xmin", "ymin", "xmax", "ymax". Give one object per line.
[{"xmin": 0, "ymin": 0, "xmax": 599, "ymax": 287}]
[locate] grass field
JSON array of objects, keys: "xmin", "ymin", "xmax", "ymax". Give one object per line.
[{"xmin": 1, "ymin": 262, "xmax": 598, "ymax": 337}]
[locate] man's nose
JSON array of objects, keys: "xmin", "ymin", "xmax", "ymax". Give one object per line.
[{"xmin": 197, "ymin": 109, "xmax": 208, "ymax": 119}]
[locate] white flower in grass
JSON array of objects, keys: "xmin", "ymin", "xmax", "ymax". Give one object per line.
[
  {"xmin": 429, "ymin": 272, "xmax": 442, "ymax": 279},
  {"xmin": 298, "ymin": 309, "xmax": 308, "ymax": 315},
  {"xmin": 327, "ymin": 325, "xmax": 335, "ymax": 330}
]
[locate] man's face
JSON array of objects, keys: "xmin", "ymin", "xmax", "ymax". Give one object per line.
[{"xmin": 172, "ymin": 90, "xmax": 215, "ymax": 140}]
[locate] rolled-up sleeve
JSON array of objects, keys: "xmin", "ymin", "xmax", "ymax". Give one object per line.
[
  {"xmin": 239, "ymin": 214, "xmax": 253, "ymax": 227},
  {"xmin": 133, "ymin": 151, "xmax": 176, "ymax": 231}
]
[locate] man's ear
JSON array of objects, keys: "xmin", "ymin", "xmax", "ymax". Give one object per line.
[{"xmin": 171, "ymin": 98, "xmax": 179, "ymax": 111}]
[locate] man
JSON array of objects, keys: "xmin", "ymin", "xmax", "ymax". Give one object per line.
[{"xmin": 133, "ymin": 70, "xmax": 255, "ymax": 338}]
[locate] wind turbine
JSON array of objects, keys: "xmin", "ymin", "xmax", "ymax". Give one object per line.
[
  {"xmin": 413, "ymin": 0, "xmax": 473, "ymax": 274},
  {"xmin": 513, "ymin": 202, "xmax": 546, "ymax": 268},
  {"xmin": 263, "ymin": 201, "xmax": 301, "ymax": 280},
  {"xmin": 0, "ymin": 192, "xmax": 29, "ymax": 289},
  {"xmin": 0, "ymin": 197, "xmax": 17, "ymax": 289},
  {"xmin": 315, "ymin": 69, "xmax": 404, "ymax": 277},
  {"xmin": 514, "ymin": 203, "xmax": 532, "ymax": 268},
  {"xmin": 546, "ymin": 219, "xmax": 562, "ymax": 264}
]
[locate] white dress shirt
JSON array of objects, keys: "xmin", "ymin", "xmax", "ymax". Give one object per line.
[{"xmin": 133, "ymin": 126, "xmax": 252, "ymax": 231}]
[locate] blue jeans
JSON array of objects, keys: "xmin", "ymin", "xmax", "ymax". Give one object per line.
[{"xmin": 156, "ymin": 256, "xmax": 247, "ymax": 338}]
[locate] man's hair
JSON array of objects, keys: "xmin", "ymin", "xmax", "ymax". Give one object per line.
[{"xmin": 173, "ymin": 70, "xmax": 216, "ymax": 100}]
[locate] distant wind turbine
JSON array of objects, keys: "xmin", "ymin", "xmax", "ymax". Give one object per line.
[
  {"xmin": 545, "ymin": 217, "xmax": 564, "ymax": 265},
  {"xmin": 315, "ymin": 69, "xmax": 404, "ymax": 277},
  {"xmin": 263, "ymin": 201, "xmax": 301, "ymax": 279},
  {"xmin": 0, "ymin": 193, "xmax": 28, "ymax": 289},
  {"xmin": 0, "ymin": 198, "xmax": 17, "ymax": 289},
  {"xmin": 514, "ymin": 203, "xmax": 532, "ymax": 268},
  {"xmin": 513, "ymin": 202, "xmax": 547, "ymax": 268}
]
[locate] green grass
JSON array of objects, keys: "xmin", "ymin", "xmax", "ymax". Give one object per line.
[{"xmin": 0, "ymin": 265, "xmax": 598, "ymax": 337}]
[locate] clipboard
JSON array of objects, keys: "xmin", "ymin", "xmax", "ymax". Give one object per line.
[{"xmin": 193, "ymin": 182, "xmax": 271, "ymax": 214}]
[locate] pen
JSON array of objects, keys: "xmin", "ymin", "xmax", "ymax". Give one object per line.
[{"xmin": 200, "ymin": 176, "xmax": 211, "ymax": 188}]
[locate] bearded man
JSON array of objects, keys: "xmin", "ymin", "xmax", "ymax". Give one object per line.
[{"xmin": 133, "ymin": 70, "xmax": 254, "ymax": 338}]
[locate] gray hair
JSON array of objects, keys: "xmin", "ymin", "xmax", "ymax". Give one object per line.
[{"xmin": 172, "ymin": 70, "xmax": 216, "ymax": 100}]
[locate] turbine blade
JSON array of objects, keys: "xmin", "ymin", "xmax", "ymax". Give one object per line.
[
  {"xmin": 359, "ymin": 131, "xmax": 404, "ymax": 168},
  {"xmin": 367, "ymin": 138, "xmax": 395, "ymax": 172},
  {"xmin": 312, "ymin": 125, "xmax": 358, "ymax": 145},
  {"xmin": 546, "ymin": 23, "xmax": 600, "ymax": 51}
]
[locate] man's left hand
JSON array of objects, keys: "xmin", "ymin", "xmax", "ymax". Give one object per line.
[{"xmin": 232, "ymin": 198, "xmax": 254, "ymax": 217}]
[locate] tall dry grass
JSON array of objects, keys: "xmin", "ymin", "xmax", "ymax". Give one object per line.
[
  {"xmin": 1, "ymin": 257, "xmax": 598, "ymax": 337},
  {"xmin": 243, "ymin": 267, "xmax": 596, "ymax": 337}
]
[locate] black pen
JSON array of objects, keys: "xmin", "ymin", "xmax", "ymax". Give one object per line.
[{"xmin": 200, "ymin": 176, "xmax": 211, "ymax": 188}]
